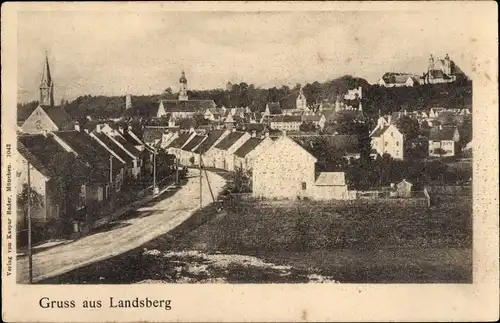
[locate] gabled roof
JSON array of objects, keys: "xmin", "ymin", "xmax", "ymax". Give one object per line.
[
  {"xmin": 194, "ymin": 130, "xmax": 226, "ymax": 154},
  {"xmin": 160, "ymin": 100, "xmax": 216, "ymax": 112},
  {"xmin": 271, "ymin": 115, "xmax": 302, "ymax": 123},
  {"xmin": 18, "ymin": 134, "xmax": 73, "ymax": 173},
  {"xmin": 182, "ymin": 135, "xmax": 206, "ymax": 152},
  {"xmin": 370, "ymin": 125, "xmax": 390, "ymax": 137},
  {"xmin": 302, "ymin": 115, "xmax": 322, "ymax": 122},
  {"xmin": 54, "ymin": 131, "xmax": 122, "ymax": 168},
  {"xmin": 315, "ymin": 172, "xmax": 346, "ymax": 186},
  {"xmin": 109, "ymin": 134, "xmax": 142, "ymax": 157},
  {"xmin": 93, "ymin": 133, "xmax": 133, "ymax": 164},
  {"xmin": 17, "ymin": 141, "xmax": 54, "ymax": 179},
  {"xmin": 122, "ymin": 130, "xmax": 145, "ymax": 146},
  {"xmin": 214, "ymin": 131, "xmax": 245, "ymax": 150},
  {"xmin": 40, "ymin": 105, "xmax": 73, "ymax": 129},
  {"xmin": 167, "ymin": 132, "xmax": 193, "ymax": 149},
  {"xmin": 233, "ymin": 138, "xmax": 264, "ymax": 158},
  {"xmin": 429, "ymin": 127, "xmax": 458, "ymax": 141}
]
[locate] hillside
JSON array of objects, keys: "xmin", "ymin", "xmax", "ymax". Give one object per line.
[{"xmin": 17, "ymin": 78, "xmax": 472, "ymax": 121}]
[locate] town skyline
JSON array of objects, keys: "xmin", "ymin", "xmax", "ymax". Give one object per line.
[{"xmin": 18, "ymin": 10, "xmax": 480, "ymax": 103}]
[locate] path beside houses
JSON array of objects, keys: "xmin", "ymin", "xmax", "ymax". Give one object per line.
[{"xmin": 16, "ymin": 169, "xmax": 226, "ymax": 283}]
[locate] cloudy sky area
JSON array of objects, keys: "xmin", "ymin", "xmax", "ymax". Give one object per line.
[{"xmin": 18, "ymin": 10, "xmax": 482, "ymax": 103}]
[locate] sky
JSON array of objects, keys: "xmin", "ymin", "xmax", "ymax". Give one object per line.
[{"xmin": 17, "ymin": 9, "xmax": 483, "ymax": 103}]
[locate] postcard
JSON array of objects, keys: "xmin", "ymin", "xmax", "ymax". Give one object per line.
[{"xmin": 2, "ymin": 1, "xmax": 498, "ymax": 322}]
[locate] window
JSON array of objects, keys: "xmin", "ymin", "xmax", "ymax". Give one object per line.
[
  {"xmin": 391, "ymin": 132, "xmax": 394, "ymax": 137},
  {"xmin": 384, "ymin": 141, "xmax": 388, "ymax": 147},
  {"xmin": 77, "ymin": 185, "xmax": 86, "ymax": 210},
  {"xmin": 302, "ymin": 182, "xmax": 307, "ymax": 190},
  {"xmin": 396, "ymin": 141, "xmax": 400, "ymax": 146}
]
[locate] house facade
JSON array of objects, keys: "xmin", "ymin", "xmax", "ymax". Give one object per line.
[
  {"xmin": 370, "ymin": 124, "xmax": 405, "ymax": 160},
  {"xmin": 253, "ymin": 136, "xmax": 317, "ymax": 199},
  {"xmin": 428, "ymin": 126, "xmax": 460, "ymax": 157},
  {"xmin": 233, "ymin": 135, "xmax": 274, "ymax": 172}
]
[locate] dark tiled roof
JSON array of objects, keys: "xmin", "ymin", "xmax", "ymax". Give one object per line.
[
  {"xmin": 194, "ymin": 130, "xmax": 226, "ymax": 154},
  {"xmin": 302, "ymin": 115, "xmax": 322, "ymax": 122},
  {"xmin": 371, "ymin": 126, "xmax": 390, "ymax": 137},
  {"xmin": 271, "ymin": 115, "xmax": 302, "ymax": 123},
  {"xmin": 167, "ymin": 133, "xmax": 193, "ymax": 149},
  {"xmin": 122, "ymin": 130, "xmax": 144, "ymax": 146},
  {"xmin": 429, "ymin": 127, "xmax": 458, "ymax": 141},
  {"xmin": 182, "ymin": 135, "xmax": 206, "ymax": 152},
  {"xmin": 160, "ymin": 100, "xmax": 216, "ymax": 112},
  {"xmin": 111, "ymin": 135, "xmax": 142, "ymax": 157},
  {"xmin": 40, "ymin": 105, "xmax": 73, "ymax": 129},
  {"xmin": 233, "ymin": 138, "xmax": 264, "ymax": 158},
  {"xmin": 18, "ymin": 134, "xmax": 75, "ymax": 173},
  {"xmin": 17, "ymin": 142, "xmax": 54, "ymax": 179},
  {"xmin": 214, "ymin": 131, "xmax": 245, "ymax": 150},
  {"xmin": 54, "ymin": 131, "xmax": 117, "ymax": 167},
  {"xmin": 94, "ymin": 133, "xmax": 133, "ymax": 164}
]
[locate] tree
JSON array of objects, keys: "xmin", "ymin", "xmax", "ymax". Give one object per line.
[
  {"xmin": 433, "ymin": 147, "xmax": 447, "ymax": 158},
  {"xmin": 395, "ymin": 116, "xmax": 420, "ymax": 140}
]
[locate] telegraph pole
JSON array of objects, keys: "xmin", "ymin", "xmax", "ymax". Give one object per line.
[
  {"xmin": 109, "ymin": 155, "xmax": 113, "ymax": 184},
  {"xmin": 153, "ymin": 149, "xmax": 157, "ymax": 195},
  {"xmin": 27, "ymin": 162, "xmax": 33, "ymax": 284},
  {"xmin": 199, "ymin": 154, "xmax": 202, "ymax": 207},
  {"xmin": 175, "ymin": 157, "xmax": 179, "ymax": 183}
]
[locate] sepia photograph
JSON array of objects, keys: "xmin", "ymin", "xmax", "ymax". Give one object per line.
[{"xmin": 2, "ymin": 1, "xmax": 498, "ymax": 322}]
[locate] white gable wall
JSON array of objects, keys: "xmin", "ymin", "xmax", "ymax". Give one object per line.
[{"xmin": 253, "ymin": 136, "xmax": 317, "ymax": 199}]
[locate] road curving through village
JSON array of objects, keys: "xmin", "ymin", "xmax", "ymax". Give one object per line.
[{"xmin": 16, "ymin": 169, "xmax": 226, "ymax": 283}]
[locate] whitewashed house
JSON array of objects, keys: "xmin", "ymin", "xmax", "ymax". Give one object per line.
[
  {"xmin": 370, "ymin": 124, "xmax": 405, "ymax": 160},
  {"xmin": 252, "ymin": 135, "xmax": 351, "ymax": 200},
  {"xmin": 233, "ymin": 133, "xmax": 274, "ymax": 172},
  {"xmin": 428, "ymin": 126, "xmax": 460, "ymax": 157},
  {"xmin": 205, "ymin": 131, "xmax": 251, "ymax": 171}
]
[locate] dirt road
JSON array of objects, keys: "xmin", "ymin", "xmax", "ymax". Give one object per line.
[{"xmin": 16, "ymin": 169, "xmax": 226, "ymax": 283}]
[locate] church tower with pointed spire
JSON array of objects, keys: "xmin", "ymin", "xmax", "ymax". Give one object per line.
[
  {"xmin": 40, "ymin": 52, "xmax": 54, "ymax": 106},
  {"xmin": 178, "ymin": 70, "xmax": 188, "ymax": 101}
]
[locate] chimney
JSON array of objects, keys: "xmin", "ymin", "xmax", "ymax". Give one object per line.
[
  {"xmin": 388, "ymin": 116, "xmax": 392, "ymax": 124},
  {"xmin": 282, "ymin": 130, "xmax": 287, "ymax": 137},
  {"xmin": 74, "ymin": 122, "xmax": 80, "ymax": 132},
  {"xmin": 96, "ymin": 124, "xmax": 102, "ymax": 133},
  {"xmin": 231, "ymin": 127, "xmax": 236, "ymax": 133},
  {"xmin": 251, "ymin": 130, "xmax": 256, "ymax": 138}
]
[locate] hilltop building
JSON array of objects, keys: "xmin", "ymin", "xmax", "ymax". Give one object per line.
[{"xmin": 424, "ymin": 54, "xmax": 466, "ymax": 84}]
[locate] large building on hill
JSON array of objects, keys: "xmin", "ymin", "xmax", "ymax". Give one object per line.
[
  {"xmin": 21, "ymin": 53, "xmax": 74, "ymax": 134},
  {"xmin": 156, "ymin": 71, "xmax": 216, "ymax": 120},
  {"xmin": 424, "ymin": 54, "xmax": 467, "ymax": 84}
]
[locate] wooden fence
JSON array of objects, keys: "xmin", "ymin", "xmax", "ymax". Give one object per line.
[{"xmin": 425, "ymin": 185, "xmax": 472, "ymax": 196}]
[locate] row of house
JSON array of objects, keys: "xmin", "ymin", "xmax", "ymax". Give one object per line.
[
  {"xmin": 370, "ymin": 116, "xmax": 466, "ymax": 159},
  {"xmin": 159, "ymin": 126, "xmax": 354, "ymax": 200}
]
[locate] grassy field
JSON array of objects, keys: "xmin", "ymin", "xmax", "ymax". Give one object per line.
[{"xmin": 43, "ymin": 195, "xmax": 472, "ymax": 284}]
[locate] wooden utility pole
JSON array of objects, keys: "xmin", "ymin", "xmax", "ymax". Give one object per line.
[
  {"xmin": 201, "ymin": 156, "xmax": 215, "ymax": 203},
  {"xmin": 109, "ymin": 155, "xmax": 113, "ymax": 185},
  {"xmin": 153, "ymin": 149, "xmax": 157, "ymax": 195},
  {"xmin": 175, "ymin": 157, "xmax": 179, "ymax": 183},
  {"xmin": 199, "ymin": 154, "xmax": 202, "ymax": 208},
  {"xmin": 27, "ymin": 162, "xmax": 33, "ymax": 284}
]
